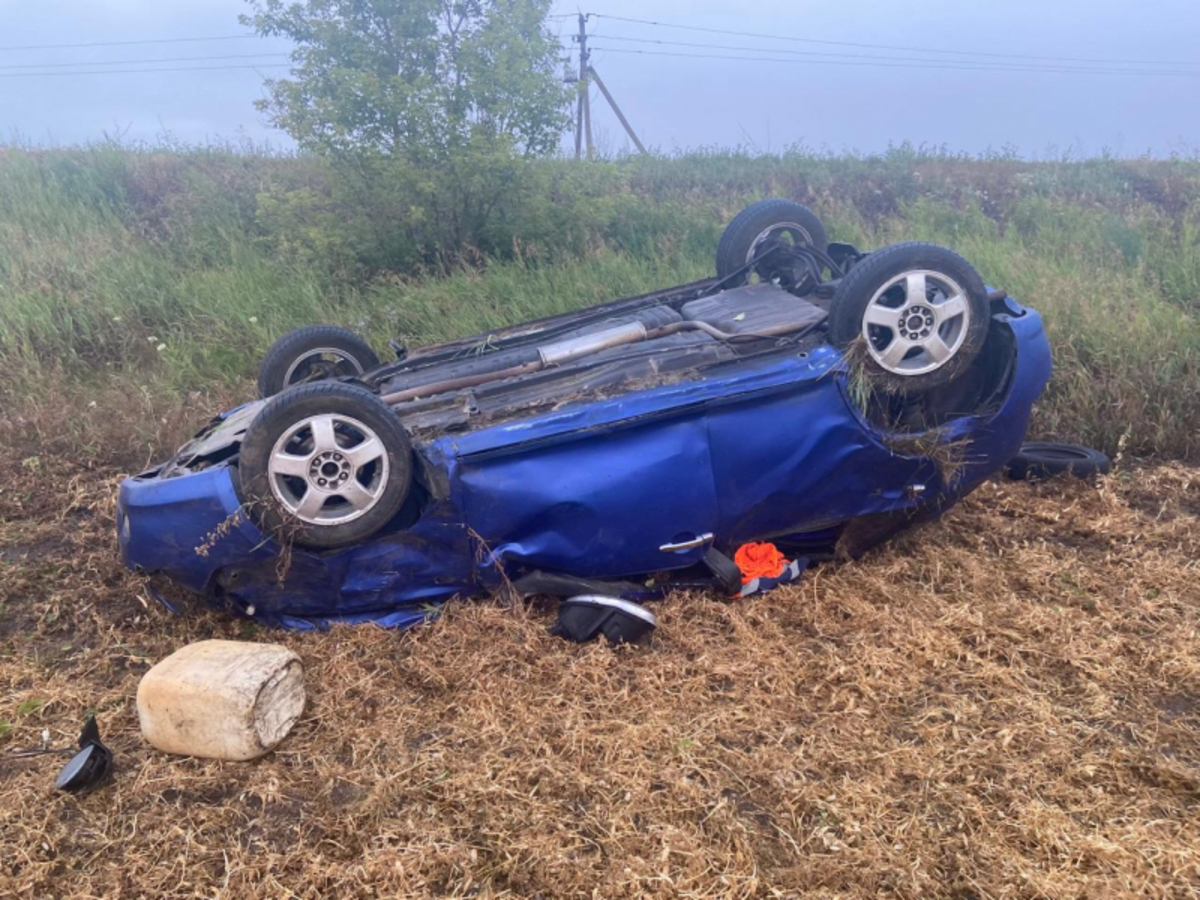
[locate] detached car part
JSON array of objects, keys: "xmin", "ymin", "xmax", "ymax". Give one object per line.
[
  {"xmin": 54, "ymin": 717, "xmax": 112, "ymax": 793},
  {"xmin": 117, "ymin": 200, "xmax": 1053, "ymax": 629},
  {"xmin": 1006, "ymin": 442, "xmax": 1111, "ymax": 480},
  {"xmin": 549, "ymin": 596, "xmax": 658, "ymax": 644}
]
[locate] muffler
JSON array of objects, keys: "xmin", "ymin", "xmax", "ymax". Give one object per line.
[{"xmin": 536, "ymin": 322, "xmax": 649, "ymax": 367}]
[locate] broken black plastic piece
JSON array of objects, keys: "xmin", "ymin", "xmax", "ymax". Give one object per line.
[
  {"xmin": 702, "ymin": 547, "xmax": 744, "ymax": 596},
  {"xmin": 54, "ymin": 716, "xmax": 112, "ymax": 793},
  {"xmin": 549, "ymin": 595, "xmax": 656, "ymax": 644},
  {"xmin": 826, "ymin": 241, "xmax": 864, "ymax": 273}
]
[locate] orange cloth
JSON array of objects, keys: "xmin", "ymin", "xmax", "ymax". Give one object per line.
[{"xmin": 734, "ymin": 542, "xmax": 787, "ymax": 584}]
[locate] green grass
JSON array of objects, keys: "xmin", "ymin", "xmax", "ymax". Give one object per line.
[{"xmin": 0, "ymin": 143, "xmax": 1197, "ymax": 465}]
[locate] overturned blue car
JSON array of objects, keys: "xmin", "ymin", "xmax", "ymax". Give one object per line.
[{"xmin": 117, "ymin": 200, "xmax": 1052, "ymax": 630}]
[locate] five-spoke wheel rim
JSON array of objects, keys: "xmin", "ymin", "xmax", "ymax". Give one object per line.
[
  {"xmin": 282, "ymin": 348, "xmax": 365, "ymax": 389},
  {"xmin": 267, "ymin": 414, "xmax": 389, "ymax": 526},
  {"xmin": 860, "ymin": 270, "xmax": 970, "ymax": 376}
]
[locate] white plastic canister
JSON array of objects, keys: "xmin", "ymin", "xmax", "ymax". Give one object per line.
[{"xmin": 137, "ymin": 640, "xmax": 306, "ymax": 761}]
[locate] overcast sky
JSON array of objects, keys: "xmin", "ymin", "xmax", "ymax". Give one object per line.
[{"xmin": 1, "ymin": 0, "xmax": 1196, "ymax": 157}]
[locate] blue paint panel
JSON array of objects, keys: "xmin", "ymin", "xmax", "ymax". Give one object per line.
[
  {"xmin": 213, "ymin": 494, "xmax": 479, "ymax": 626},
  {"xmin": 704, "ymin": 381, "xmax": 930, "ymax": 546},
  {"xmin": 457, "ymin": 411, "xmax": 719, "ymax": 578},
  {"xmin": 940, "ymin": 304, "xmax": 1053, "ymax": 497},
  {"xmin": 117, "ymin": 466, "xmax": 273, "ymax": 592}
]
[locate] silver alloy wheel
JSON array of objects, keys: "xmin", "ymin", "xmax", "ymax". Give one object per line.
[
  {"xmin": 745, "ymin": 221, "xmax": 815, "ymax": 267},
  {"xmin": 860, "ymin": 270, "xmax": 970, "ymax": 376},
  {"xmin": 266, "ymin": 413, "xmax": 389, "ymax": 526},
  {"xmin": 282, "ymin": 348, "xmax": 366, "ymax": 388}
]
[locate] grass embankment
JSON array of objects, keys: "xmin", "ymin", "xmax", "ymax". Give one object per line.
[
  {"xmin": 1, "ymin": 145, "xmax": 1198, "ymax": 466},
  {"xmin": 2, "ymin": 447, "xmax": 1199, "ymax": 896}
]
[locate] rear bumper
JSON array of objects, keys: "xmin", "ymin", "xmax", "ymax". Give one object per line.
[
  {"xmin": 117, "ymin": 456, "xmax": 478, "ymax": 628},
  {"xmin": 117, "ymin": 465, "xmax": 272, "ymax": 593}
]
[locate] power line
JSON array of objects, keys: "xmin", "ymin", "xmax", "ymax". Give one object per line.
[
  {"xmin": 590, "ymin": 33, "xmax": 1200, "ymax": 73},
  {"xmin": 0, "ymin": 53, "xmax": 290, "ymax": 71},
  {"xmin": 587, "ymin": 33, "xmax": 1200, "ymax": 75},
  {"xmin": 589, "ymin": 46, "xmax": 1200, "ymax": 78},
  {"xmin": 588, "ymin": 13, "xmax": 1199, "ymax": 68},
  {"xmin": 0, "ymin": 63, "xmax": 291, "ymax": 79},
  {"xmin": 0, "ymin": 35, "xmax": 262, "ymax": 53}
]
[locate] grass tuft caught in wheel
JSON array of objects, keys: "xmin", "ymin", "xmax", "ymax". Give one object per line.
[{"xmin": 829, "ymin": 242, "xmax": 991, "ymax": 393}]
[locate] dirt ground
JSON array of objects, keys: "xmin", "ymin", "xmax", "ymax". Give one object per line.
[{"xmin": 1, "ymin": 457, "xmax": 1198, "ymax": 899}]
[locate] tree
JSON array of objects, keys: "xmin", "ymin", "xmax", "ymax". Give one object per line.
[{"xmin": 241, "ymin": 0, "xmax": 571, "ymax": 161}]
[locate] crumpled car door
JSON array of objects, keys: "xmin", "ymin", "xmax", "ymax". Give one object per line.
[
  {"xmin": 454, "ymin": 409, "xmax": 720, "ymax": 580},
  {"xmin": 705, "ymin": 373, "xmax": 936, "ymax": 545}
]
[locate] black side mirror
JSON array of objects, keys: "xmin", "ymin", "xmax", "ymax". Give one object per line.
[{"xmin": 54, "ymin": 716, "xmax": 112, "ymax": 793}]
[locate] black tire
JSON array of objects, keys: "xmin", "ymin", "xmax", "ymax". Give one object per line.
[
  {"xmin": 236, "ymin": 382, "xmax": 412, "ymax": 549},
  {"xmin": 828, "ymin": 242, "xmax": 991, "ymax": 393},
  {"xmin": 715, "ymin": 199, "xmax": 828, "ymax": 286},
  {"xmin": 1006, "ymin": 442, "xmax": 1111, "ymax": 481},
  {"xmin": 257, "ymin": 325, "xmax": 381, "ymax": 398}
]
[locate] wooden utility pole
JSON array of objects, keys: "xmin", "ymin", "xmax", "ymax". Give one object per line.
[
  {"xmin": 583, "ymin": 78, "xmax": 594, "ymax": 160},
  {"xmin": 572, "ymin": 13, "xmax": 646, "ymax": 159},
  {"xmin": 589, "ymin": 66, "xmax": 646, "ymax": 155},
  {"xmin": 574, "ymin": 13, "xmax": 592, "ymax": 160}
]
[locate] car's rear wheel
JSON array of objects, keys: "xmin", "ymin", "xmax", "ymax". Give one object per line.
[
  {"xmin": 828, "ymin": 242, "xmax": 991, "ymax": 393},
  {"xmin": 237, "ymin": 382, "xmax": 412, "ymax": 549},
  {"xmin": 258, "ymin": 325, "xmax": 380, "ymax": 398},
  {"xmin": 716, "ymin": 199, "xmax": 828, "ymax": 287}
]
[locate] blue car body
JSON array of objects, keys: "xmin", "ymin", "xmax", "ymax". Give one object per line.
[{"xmin": 117, "ymin": 290, "xmax": 1050, "ymax": 630}]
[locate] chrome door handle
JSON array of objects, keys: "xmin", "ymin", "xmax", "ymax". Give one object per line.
[{"xmin": 659, "ymin": 533, "xmax": 714, "ymax": 553}]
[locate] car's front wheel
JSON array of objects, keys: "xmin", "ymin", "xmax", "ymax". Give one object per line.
[
  {"xmin": 236, "ymin": 382, "xmax": 412, "ymax": 549},
  {"xmin": 257, "ymin": 325, "xmax": 381, "ymax": 398},
  {"xmin": 828, "ymin": 242, "xmax": 991, "ymax": 393}
]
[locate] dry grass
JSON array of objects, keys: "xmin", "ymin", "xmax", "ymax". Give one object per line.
[{"xmin": 2, "ymin": 453, "xmax": 1199, "ymax": 898}]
